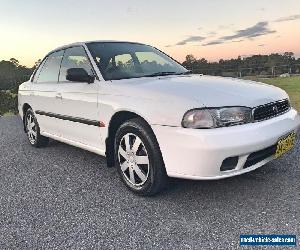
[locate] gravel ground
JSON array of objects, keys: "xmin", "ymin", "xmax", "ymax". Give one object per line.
[{"xmin": 0, "ymin": 116, "xmax": 299, "ymax": 249}]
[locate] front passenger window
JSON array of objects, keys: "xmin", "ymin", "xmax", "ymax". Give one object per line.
[{"xmin": 59, "ymin": 46, "xmax": 94, "ymax": 82}]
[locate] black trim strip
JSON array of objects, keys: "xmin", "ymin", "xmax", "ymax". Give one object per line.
[{"xmin": 35, "ymin": 110, "xmax": 102, "ymax": 127}]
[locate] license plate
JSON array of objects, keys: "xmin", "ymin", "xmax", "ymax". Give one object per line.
[{"xmin": 275, "ymin": 132, "xmax": 296, "ymax": 158}]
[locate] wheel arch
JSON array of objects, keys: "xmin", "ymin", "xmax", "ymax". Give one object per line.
[
  {"xmin": 22, "ymin": 103, "xmax": 32, "ymax": 132},
  {"xmin": 105, "ymin": 110, "xmax": 158, "ymax": 167}
]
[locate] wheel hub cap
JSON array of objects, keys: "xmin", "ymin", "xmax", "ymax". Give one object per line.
[
  {"xmin": 26, "ymin": 114, "xmax": 37, "ymax": 144},
  {"xmin": 118, "ymin": 133, "xmax": 150, "ymax": 186}
]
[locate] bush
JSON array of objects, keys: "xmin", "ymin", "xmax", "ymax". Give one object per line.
[{"xmin": 0, "ymin": 91, "xmax": 18, "ymax": 116}]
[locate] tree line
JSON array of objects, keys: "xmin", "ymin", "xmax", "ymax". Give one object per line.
[
  {"xmin": 182, "ymin": 52, "xmax": 300, "ymax": 77},
  {"xmin": 0, "ymin": 58, "xmax": 36, "ymax": 92},
  {"xmin": 0, "ymin": 58, "xmax": 38, "ymax": 115},
  {"xmin": 1, "ymin": 52, "xmax": 299, "ymax": 91}
]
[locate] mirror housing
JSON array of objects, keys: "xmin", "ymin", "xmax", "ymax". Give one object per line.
[{"xmin": 66, "ymin": 68, "xmax": 95, "ymax": 83}]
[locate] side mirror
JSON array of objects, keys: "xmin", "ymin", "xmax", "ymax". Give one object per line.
[{"xmin": 66, "ymin": 68, "xmax": 95, "ymax": 83}]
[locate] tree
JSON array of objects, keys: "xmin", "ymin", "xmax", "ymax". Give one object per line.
[
  {"xmin": 9, "ymin": 58, "xmax": 19, "ymax": 67},
  {"xmin": 182, "ymin": 52, "xmax": 299, "ymax": 76},
  {"xmin": 33, "ymin": 59, "xmax": 42, "ymax": 70},
  {"xmin": 0, "ymin": 59, "xmax": 33, "ymax": 90},
  {"xmin": 183, "ymin": 54, "xmax": 197, "ymax": 69}
]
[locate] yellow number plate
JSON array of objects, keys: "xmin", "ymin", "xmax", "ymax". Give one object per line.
[{"xmin": 275, "ymin": 132, "xmax": 296, "ymax": 159}]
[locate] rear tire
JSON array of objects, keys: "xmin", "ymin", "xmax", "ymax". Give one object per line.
[
  {"xmin": 24, "ymin": 108, "xmax": 49, "ymax": 147},
  {"xmin": 114, "ymin": 118, "xmax": 167, "ymax": 196}
]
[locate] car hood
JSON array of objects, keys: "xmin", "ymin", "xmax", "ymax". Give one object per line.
[{"xmin": 113, "ymin": 75, "xmax": 288, "ymax": 108}]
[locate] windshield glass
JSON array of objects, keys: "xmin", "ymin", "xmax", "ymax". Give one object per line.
[{"xmin": 86, "ymin": 42, "xmax": 188, "ymax": 80}]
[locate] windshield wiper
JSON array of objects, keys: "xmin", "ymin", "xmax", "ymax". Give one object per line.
[
  {"xmin": 143, "ymin": 71, "xmax": 177, "ymax": 77},
  {"xmin": 143, "ymin": 70, "xmax": 192, "ymax": 78},
  {"xmin": 176, "ymin": 70, "xmax": 193, "ymax": 75}
]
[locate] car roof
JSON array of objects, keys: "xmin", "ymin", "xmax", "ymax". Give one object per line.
[{"xmin": 47, "ymin": 40, "xmax": 147, "ymax": 55}]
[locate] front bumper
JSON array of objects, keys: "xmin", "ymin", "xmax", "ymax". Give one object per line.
[{"xmin": 152, "ymin": 108, "xmax": 300, "ymax": 180}]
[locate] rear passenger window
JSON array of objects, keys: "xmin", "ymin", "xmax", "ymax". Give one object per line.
[
  {"xmin": 59, "ymin": 46, "xmax": 94, "ymax": 82},
  {"xmin": 36, "ymin": 50, "xmax": 64, "ymax": 83}
]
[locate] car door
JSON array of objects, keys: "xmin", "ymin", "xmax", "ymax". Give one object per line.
[
  {"xmin": 56, "ymin": 46, "xmax": 103, "ymax": 149},
  {"xmin": 31, "ymin": 50, "xmax": 64, "ymax": 136}
]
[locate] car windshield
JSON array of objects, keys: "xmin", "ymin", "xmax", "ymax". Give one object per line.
[{"xmin": 86, "ymin": 42, "xmax": 189, "ymax": 80}]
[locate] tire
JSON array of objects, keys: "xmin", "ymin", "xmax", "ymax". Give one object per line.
[
  {"xmin": 114, "ymin": 118, "xmax": 168, "ymax": 196},
  {"xmin": 24, "ymin": 108, "xmax": 49, "ymax": 147}
]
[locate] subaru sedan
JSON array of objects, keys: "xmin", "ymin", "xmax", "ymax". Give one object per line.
[{"xmin": 18, "ymin": 41, "xmax": 300, "ymax": 195}]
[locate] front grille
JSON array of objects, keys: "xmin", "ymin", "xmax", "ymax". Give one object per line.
[
  {"xmin": 253, "ymin": 99, "xmax": 290, "ymax": 121},
  {"xmin": 244, "ymin": 145, "xmax": 277, "ymax": 168}
]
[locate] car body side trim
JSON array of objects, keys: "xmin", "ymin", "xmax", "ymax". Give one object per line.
[{"xmin": 35, "ymin": 110, "xmax": 104, "ymax": 127}]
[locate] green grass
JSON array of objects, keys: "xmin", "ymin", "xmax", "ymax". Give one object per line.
[
  {"xmin": 246, "ymin": 76, "xmax": 300, "ymax": 111},
  {"xmin": 2, "ymin": 111, "xmax": 15, "ymax": 116}
]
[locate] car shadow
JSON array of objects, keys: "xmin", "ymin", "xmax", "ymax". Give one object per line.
[{"xmin": 156, "ymin": 162, "xmax": 286, "ymax": 202}]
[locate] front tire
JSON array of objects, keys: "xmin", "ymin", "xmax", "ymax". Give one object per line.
[
  {"xmin": 24, "ymin": 108, "xmax": 49, "ymax": 147},
  {"xmin": 114, "ymin": 118, "xmax": 167, "ymax": 196}
]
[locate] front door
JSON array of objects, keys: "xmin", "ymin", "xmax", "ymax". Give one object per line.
[{"xmin": 56, "ymin": 46, "xmax": 103, "ymax": 149}]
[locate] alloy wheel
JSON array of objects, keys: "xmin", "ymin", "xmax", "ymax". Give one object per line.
[
  {"xmin": 26, "ymin": 113, "xmax": 37, "ymax": 144},
  {"xmin": 118, "ymin": 133, "xmax": 150, "ymax": 186}
]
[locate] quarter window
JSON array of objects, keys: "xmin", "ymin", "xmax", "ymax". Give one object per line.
[
  {"xmin": 36, "ymin": 50, "xmax": 64, "ymax": 83},
  {"xmin": 32, "ymin": 59, "xmax": 47, "ymax": 82},
  {"xmin": 59, "ymin": 46, "xmax": 94, "ymax": 82}
]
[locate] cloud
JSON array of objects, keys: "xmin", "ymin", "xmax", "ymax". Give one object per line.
[
  {"xmin": 176, "ymin": 36, "xmax": 206, "ymax": 45},
  {"xmin": 165, "ymin": 45, "xmax": 172, "ymax": 47},
  {"xmin": 202, "ymin": 40, "xmax": 224, "ymax": 46},
  {"xmin": 202, "ymin": 39, "xmax": 243, "ymax": 46},
  {"xmin": 202, "ymin": 22, "xmax": 275, "ymax": 46},
  {"xmin": 207, "ymin": 31, "xmax": 217, "ymax": 36},
  {"xmin": 220, "ymin": 22, "xmax": 275, "ymax": 40},
  {"xmin": 258, "ymin": 44, "xmax": 265, "ymax": 47},
  {"xmin": 274, "ymin": 14, "xmax": 300, "ymax": 22}
]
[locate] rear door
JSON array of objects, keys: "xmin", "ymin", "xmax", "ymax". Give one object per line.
[
  {"xmin": 31, "ymin": 50, "xmax": 64, "ymax": 136},
  {"xmin": 56, "ymin": 46, "xmax": 103, "ymax": 149}
]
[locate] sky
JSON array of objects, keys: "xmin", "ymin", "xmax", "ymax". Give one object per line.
[{"xmin": 0, "ymin": 0, "xmax": 300, "ymax": 67}]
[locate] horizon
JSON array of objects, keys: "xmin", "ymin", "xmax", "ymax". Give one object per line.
[
  {"xmin": 2, "ymin": 49, "xmax": 300, "ymax": 69},
  {"xmin": 0, "ymin": 0, "xmax": 300, "ymax": 67}
]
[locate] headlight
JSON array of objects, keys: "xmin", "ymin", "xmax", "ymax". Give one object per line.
[{"xmin": 182, "ymin": 107, "xmax": 252, "ymax": 128}]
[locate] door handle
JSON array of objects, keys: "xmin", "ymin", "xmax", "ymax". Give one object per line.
[{"xmin": 55, "ymin": 93, "xmax": 62, "ymax": 99}]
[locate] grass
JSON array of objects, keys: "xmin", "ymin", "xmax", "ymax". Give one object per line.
[
  {"xmin": 246, "ymin": 76, "xmax": 300, "ymax": 111},
  {"xmin": 2, "ymin": 112, "xmax": 15, "ymax": 117}
]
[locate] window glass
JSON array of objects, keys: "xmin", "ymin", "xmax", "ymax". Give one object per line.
[
  {"xmin": 105, "ymin": 54, "xmax": 135, "ymax": 80},
  {"xmin": 32, "ymin": 59, "xmax": 47, "ymax": 82},
  {"xmin": 135, "ymin": 51, "xmax": 174, "ymax": 74},
  {"xmin": 36, "ymin": 50, "xmax": 64, "ymax": 83},
  {"xmin": 87, "ymin": 42, "xmax": 188, "ymax": 80},
  {"xmin": 59, "ymin": 46, "xmax": 93, "ymax": 82}
]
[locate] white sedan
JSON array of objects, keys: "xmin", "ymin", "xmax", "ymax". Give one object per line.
[{"xmin": 18, "ymin": 41, "xmax": 300, "ymax": 195}]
